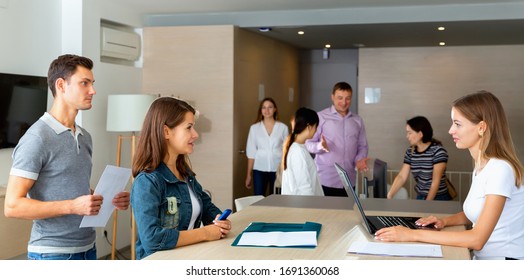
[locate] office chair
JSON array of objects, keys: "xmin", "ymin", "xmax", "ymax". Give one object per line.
[
  {"xmin": 387, "ymin": 185, "xmax": 409, "ymax": 199},
  {"xmin": 234, "ymin": 195, "xmax": 264, "ymax": 211}
]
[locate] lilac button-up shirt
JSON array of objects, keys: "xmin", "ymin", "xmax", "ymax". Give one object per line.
[{"xmin": 305, "ymin": 106, "xmax": 368, "ymax": 188}]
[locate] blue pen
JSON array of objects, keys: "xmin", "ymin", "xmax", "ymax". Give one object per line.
[{"xmin": 218, "ymin": 209, "xmax": 232, "ymax": 220}]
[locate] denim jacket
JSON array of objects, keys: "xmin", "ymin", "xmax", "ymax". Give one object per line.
[{"xmin": 131, "ymin": 162, "xmax": 221, "ymax": 259}]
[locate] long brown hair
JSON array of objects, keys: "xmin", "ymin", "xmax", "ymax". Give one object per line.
[
  {"xmin": 453, "ymin": 91, "xmax": 523, "ymax": 186},
  {"xmin": 132, "ymin": 97, "xmax": 197, "ymax": 179},
  {"xmin": 254, "ymin": 97, "xmax": 279, "ymax": 123}
]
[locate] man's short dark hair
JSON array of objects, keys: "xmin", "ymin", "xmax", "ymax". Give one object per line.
[
  {"xmin": 47, "ymin": 54, "xmax": 93, "ymax": 96},
  {"xmin": 332, "ymin": 82, "xmax": 352, "ymax": 94}
]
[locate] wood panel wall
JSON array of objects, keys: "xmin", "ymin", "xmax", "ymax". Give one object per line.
[
  {"xmin": 142, "ymin": 25, "xmax": 235, "ymax": 210},
  {"xmin": 1, "ymin": 187, "xmax": 32, "ymax": 259}
]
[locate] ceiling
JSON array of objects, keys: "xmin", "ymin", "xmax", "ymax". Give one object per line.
[
  {"xmin": 105, "ymin": 0, "xmax": 524, "ymax": 49},
  {"xmin": 245, "ymin": 19, "xmax": 524, "ymax": 49}
]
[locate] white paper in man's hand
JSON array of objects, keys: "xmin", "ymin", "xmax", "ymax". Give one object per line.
[{"xmin": 80, "ymin": 165, "xmax": 131, "ymax": 228}]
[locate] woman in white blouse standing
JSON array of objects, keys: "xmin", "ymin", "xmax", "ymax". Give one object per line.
[
  {"xmin": 281, "ymin": 107, "xmax": 324, "ymax": 196},
  {"xmin": 245, "ymin": 98, "xmax": 289, "ymax": 196}
]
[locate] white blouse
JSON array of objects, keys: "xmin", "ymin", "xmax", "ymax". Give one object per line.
[
  {"xmin": 246, "ymin": 121, "xmax": 289, "ymax": 172},
  {"xmin": 281, "ymin": 143, "xmax": 324, "ymax": 196}
]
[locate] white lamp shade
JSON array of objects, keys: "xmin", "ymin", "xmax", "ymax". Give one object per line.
[{"xmin": 106, "ymin": 94, "xmax": 157, "ymax": 132}]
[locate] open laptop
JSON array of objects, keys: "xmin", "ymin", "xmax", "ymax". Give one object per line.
[{"xmin": 334, "ymin": 163, "xmax": 433, "ymax": 235}]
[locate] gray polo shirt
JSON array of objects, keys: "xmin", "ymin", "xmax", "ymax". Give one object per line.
[{"xmin": 10, "ymin": 112, "xmax": 95, "ymax": 254}]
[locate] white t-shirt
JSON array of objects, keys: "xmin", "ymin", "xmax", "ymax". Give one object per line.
[
  {"xmin": 187, "ymin": 184, "xmax": 201, "ymax": 230},
  {"xmin": 463, "ymin": 158, "xmax": 524, "ymax": 259},
  {"xmin": 281, "ymin": 143, "xmax": 324, "ymax": 196},
  {"xmin": 246, "ymin": 121, "xmax": 289, "ymax": 172}
]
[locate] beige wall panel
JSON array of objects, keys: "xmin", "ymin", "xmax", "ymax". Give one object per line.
[
  {"xmin": 142, "ymin": 26, "xmax": 235, "ymax": 210},
  {"xmin": 358, "ymin": 45, "xmax": 524, "ymax": 183},
  {"xmin": 1, "ymin": 188, "xmax": 32, "ymax": 259}
]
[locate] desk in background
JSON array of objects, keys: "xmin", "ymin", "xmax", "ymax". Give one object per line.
[
  {"xmin": 254, "ymin": 194, "xmax": 463, "ymax": 214},
  {"xmin": 145, "ymin": 195, "xmax": 470, "ymax": 260}
]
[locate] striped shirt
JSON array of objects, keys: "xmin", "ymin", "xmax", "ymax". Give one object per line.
[{"xmin": 403, "ymin": 142, "xmax": 448, "ymax": 195}]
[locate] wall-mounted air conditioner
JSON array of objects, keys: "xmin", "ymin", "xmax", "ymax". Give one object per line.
[{"xmin": 101, "ymin": 27, "xmax": 141, "ymax": 61}]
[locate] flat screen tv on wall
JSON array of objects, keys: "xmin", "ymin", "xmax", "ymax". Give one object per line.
[{"xmin": 0, "ymin": 72, "xmax": 48, "ymax": 149}]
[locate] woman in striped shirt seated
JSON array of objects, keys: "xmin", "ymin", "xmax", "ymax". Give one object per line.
[{"xmin": 387, "ymin": 116, "xmax": 452, "ymax": 200}]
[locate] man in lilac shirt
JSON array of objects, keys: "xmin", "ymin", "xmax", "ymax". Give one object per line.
[{"xmin": 305, "ymin": 82, "xmax": 369, "ymax": 196}]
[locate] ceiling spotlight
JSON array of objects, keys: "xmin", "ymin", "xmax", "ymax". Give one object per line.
[
  {"xmin": 438, "ymin": 26, "xmax": 446, "ymax": 31},
  {"xmin": 258, "ymin": 27, "xmax": 272, "ymax": 32},
  {"xmin": 439, "ymin": 42, "xmax": 446, "ymax": 46},
  {"xmin": 325, "ymin": 44, "xmax": 331, "ymax": 48},
  {"xmin": 298, "ymin": 31, "xmax": 305, "ymax": 35}
]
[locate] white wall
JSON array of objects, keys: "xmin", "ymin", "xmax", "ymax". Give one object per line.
[
  {"xmin": 0, "ymin": 0, "xmax": 145, "ymax": 258},
  {"xmin": 80, "ymin": 0, "xmax": 144, "ymax": 258},
  {"xmin": 0, "ymin": 0, "xmax": 62, "ymax": 185}
]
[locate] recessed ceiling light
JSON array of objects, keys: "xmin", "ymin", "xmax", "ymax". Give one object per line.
[
  {"xmin": 258, "ymin": 27, "xmax": 272, "ymax": 32},
  {"xmin": 439, "ymin": 42, "xmax": 446, "ymax": 46},
  {"xmin": 325, "ymin": 44, "xmax": 331, "ymax": 48},
  {"xmin": 438, "ymin": 26, "xmax": 446, "ymax": 31},
  {"xmin": 298, "ymin": 31, "xmax": 305, "ymax": 35}
]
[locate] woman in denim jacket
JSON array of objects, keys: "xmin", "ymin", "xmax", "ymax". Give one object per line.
[{"xmin": 131, "ymin": 97, "xmax": 231, "ymax": 260}]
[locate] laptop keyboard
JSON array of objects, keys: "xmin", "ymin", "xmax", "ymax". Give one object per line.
[{"xmin": 377, "ymin": 216, "xmax": 417, "ymax": 229}]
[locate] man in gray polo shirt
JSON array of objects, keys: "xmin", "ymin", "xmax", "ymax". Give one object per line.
[{"xmin": 4, "ymin": 54, "xmax": 130, "ymax": 260}]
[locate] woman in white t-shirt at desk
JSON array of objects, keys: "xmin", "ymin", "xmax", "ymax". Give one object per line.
[
  {"xmin": 281, "ymin": 107, "xmax": 324, "ymax": 196},
  {"xmin": 375, "ymin": 91, "xmax": 524, "ymax": 260}
]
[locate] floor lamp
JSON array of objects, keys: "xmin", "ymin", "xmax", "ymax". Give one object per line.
[{"xmin": 106, "ymin": 94, "xmax": 156, "ymax": 260}]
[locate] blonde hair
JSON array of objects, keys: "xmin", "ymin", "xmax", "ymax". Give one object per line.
[{"xmin": 453, "ymin": 91, "xmax": 523, "ymax": 186}]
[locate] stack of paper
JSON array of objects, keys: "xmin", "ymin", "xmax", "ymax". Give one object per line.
[
  {"xmin": 79, "ymin": 165, "xmax": 131, "ymax": 228},
  {"xmin": 237, "ymin": 231, "xmax": 317, "ymax": 247},
  {"xmin": 348, "ymin": 241, "xmax": 443, "ymax": 258},
  {"xmin": 232, "ymin": 221, "xmax": 322, "ymax": 248}
]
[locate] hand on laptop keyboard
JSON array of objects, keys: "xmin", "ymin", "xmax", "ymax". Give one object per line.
[{"xmin": 415, "ymin": 215, "xmax": 444, "ymax": 229}]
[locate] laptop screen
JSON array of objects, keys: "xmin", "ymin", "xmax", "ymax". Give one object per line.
[{"xmin": 334, "ymin": 163, "xmax": 375, "ymax": 234}]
